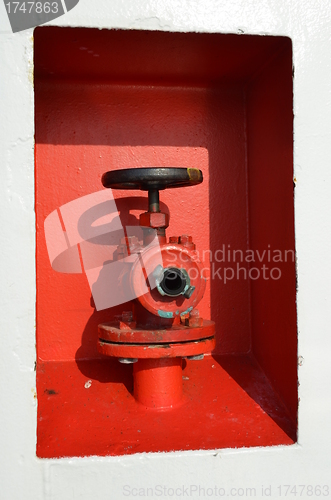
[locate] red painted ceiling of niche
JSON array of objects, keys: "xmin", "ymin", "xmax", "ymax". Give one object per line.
[
  {"xmin": 34, "ymin": 27, "xmax": 288, "ymax": 85},
  {"xmin": 35, "ymin": 82, "xmax": 251, "ymax": 361}
]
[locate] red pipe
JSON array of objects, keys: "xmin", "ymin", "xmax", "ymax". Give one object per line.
[{"xmin": 133, "ymin": 358, "xmax": 183, "ymax": 408}]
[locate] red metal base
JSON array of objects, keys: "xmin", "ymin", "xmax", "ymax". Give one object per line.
[
  {"xmin": 98, "ymin": 320, "xmax": 215, "ymax": 406},
  {"xmin": 133, "ymin": 358, "xmax": 183, "ymax": 408}
]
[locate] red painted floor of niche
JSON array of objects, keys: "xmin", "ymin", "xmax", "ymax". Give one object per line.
[{"xmin": 37, "ymin": 354, "xmax": 295, "ymax": 458}]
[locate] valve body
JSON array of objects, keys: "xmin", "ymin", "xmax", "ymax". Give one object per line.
[{"xmin": 98, "ymin": 168, "xmax": 215, "ymax": 407}]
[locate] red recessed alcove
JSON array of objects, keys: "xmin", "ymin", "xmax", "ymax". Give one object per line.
[{"xmin": 34, "ymin": 26, "xmax": 297, "ymax": 458}]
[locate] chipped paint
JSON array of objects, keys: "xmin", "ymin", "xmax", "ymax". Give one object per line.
[
  {"xmin": 157, "ymin": 310, "xmax": 173, "ymax": 318},
  {"xmin": 180, "ymin": 306, "xmax": 193, "ymax": 317},
  {"xmin": 44, "ymin": 389, "xmax": 58, "ymax": 395},
  {"xmin": 187, "ymin": 168, "xmax": 202, "ymax": 182}
]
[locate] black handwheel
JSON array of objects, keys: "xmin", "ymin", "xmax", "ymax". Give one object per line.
[{"xmin": 102, "ymin": 167, "xmax": 203, "ymax": 191}]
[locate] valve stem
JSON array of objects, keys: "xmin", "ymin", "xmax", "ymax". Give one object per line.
[{"xmin": 148, "ymin": 189, "xmax": 160, "ymax": 213}]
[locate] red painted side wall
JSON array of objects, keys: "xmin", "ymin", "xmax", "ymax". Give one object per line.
[{"xmin": 246, "ymin": 41, "xmax": 297, "ymax": 420}]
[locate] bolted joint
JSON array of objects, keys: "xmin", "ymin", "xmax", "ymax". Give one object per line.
[
  {"xmin": 179, "ymin": 235, "xmax": 192, "ymax": 244},
  {"xmin": 179, "ymin": 234, "xmax": 196, "ymax": 250},
  {"xmin": 139, "ymin": 211, "xmax": 169, "ymax": 229},
  {"xmin": 181, "ymin": 309, "xmax": 203, "ymax": 327},
  {"xmin": 118, "ymin": 311, "xmax": 136, "ymax": 330},
  {"xmin": 117, "ymin": 236, "xmax": 141, "ymax": 259}
]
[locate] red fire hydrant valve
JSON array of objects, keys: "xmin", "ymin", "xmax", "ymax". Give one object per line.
[{"xmin": 98, "ymin": 168, "xmax": 215, "ymax": 408}]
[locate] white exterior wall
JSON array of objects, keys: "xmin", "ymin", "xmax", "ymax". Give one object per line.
[{"xmin": 0, "ymin": 1, "xmax": 330, "ymax": 499}]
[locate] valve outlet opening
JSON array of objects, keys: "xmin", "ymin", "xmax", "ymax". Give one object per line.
[{"xmin": 160, "ymin": 268, "xmax": 187, "ymax": 296}]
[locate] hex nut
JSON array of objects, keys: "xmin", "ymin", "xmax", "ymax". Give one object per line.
[
  {"xmin": 140, "ymin": 211, "xmax": 169, "ymax": 228},
  {"xmin": 179, "ymin": 235, "xmax": 192, "ymax": 244}
]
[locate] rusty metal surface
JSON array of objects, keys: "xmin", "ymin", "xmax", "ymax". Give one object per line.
[
  {"xmin": 98, "ymin": 319, "xmax": 215, "ymax": 343},
  {"xmin": 98, "ymin": 336, "xmax": 216, "ymax": 358}
]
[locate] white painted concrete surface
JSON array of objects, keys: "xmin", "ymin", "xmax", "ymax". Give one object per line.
[{"xmin": 1, "ymin": 1, "xmax": 331, "ymax": 499}]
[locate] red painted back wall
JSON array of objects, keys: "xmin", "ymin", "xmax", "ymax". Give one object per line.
[{"xmin": 36, "ymin": 81, "xmax": 249, "ymax": 360}]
